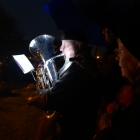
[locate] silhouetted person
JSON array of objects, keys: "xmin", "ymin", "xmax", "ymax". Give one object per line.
[
  {"xmin": 93, "ymin": 25, "xmax": 140, "ymax": 140},
  {"xmin": 96, "ymin": 26, "xmax": 123, "ymax": 106}
]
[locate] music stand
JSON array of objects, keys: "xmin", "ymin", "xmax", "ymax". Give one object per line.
[{"xmin": 12, "ymin": 54, "xmax": 36, "ymax": 80}]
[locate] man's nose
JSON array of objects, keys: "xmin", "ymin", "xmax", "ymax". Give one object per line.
[{"xmin": 59, "ymin": 46, "xmax": 64, "ymax": 52}]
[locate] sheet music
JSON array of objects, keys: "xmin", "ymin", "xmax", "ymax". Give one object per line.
[{"xmin": 12, "ymin": 54, "xmax": 34, "ymax": 74}]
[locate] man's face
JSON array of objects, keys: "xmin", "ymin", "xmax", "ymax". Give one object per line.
[{"xmin": 60, "ymin": 40, "xmax": 75, "ymax": 59}]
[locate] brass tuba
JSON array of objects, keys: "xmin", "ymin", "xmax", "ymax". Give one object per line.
[
  {"xmin": 29, "ymin": 34, "xmax": 64, "ymax": 140},
  {"xmin": 29, "ymin": 34, "xmax": 64, "ymax": 91}
]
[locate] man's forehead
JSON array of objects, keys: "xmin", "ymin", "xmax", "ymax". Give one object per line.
[{"xmin": 62, "ymin": 40, "xmax": 72, "ymax": 45}]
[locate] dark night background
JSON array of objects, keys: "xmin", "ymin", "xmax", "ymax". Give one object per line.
[
  {"xmin": 0, "ymin": 0, "xmax": 140, "ymax": 139},
  {"xmin": 0, "ymin": 0, "xmax": 139, "ymax": 83}
]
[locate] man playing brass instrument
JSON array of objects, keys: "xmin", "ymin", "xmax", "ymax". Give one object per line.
[{"xmin": 27, "ymin": 31, "xmax": 99, "ymax": 140}]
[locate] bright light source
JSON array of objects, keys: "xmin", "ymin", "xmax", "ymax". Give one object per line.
[{"xmin": 96, "ymin": 55, "xmax": 100, "ymax": 59}]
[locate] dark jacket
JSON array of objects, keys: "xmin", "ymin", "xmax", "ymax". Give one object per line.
[{"xmin": 44, "ymin": 61, "xmax": 99, "ymax": 140}]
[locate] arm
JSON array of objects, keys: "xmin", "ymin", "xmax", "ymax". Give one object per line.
[{"xmin": 27, "ymin": 65, "xmax": 77, "ymax": 111}]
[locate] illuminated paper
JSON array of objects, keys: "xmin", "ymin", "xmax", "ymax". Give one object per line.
[{"xmin": 12, "ymin": 54, "xmax": 34, "ymax": 74}]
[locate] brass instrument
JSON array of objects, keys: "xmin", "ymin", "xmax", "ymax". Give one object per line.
[
  {"xmin": 35, "ymin": 63, "xmax": 49, "ymax": 90},
  {"xmin": 29, "ymin": 34, "xmax": 64, "ymax": 140},
  {"xmin": 35, "ymin": 53, "xmax": 64, "ymax": 92},
  {"xmin": 29, "ymin": 34, "xmax": 64, "ymax": 91}
]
